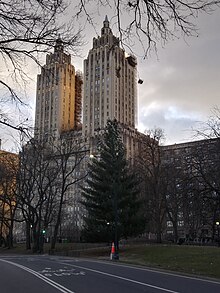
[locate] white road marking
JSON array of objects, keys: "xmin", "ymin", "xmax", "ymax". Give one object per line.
[
  {"xmin": 38, "ymin": 266, "xmax": 82, "ymax": 278},
  {"xmin": 59, "ymin": 262, "xmax": 179, "ymax": 293},
  {"xmin": 0, "ymin": 259, "xmax": 75, "ymax": 293},
  {"xmin": 70, "ymin": 258, "xmax": 220, "ymax": 286}
]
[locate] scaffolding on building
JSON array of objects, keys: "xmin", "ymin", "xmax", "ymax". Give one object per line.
[{"xmin": 75, "ymin": 71, "xmax": 83, "ymax": 129}]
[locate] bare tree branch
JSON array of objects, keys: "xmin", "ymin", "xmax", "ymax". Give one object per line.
[
  {"xmin": 195, "ymin": 106, "xmax": 220, "ymax": 139},
  {"xmin": 75, "ymin": 0, "xmax": 220, "ymax": 57},
  {"xmin": 0, "ymin": 0, "xmax": 83, "ymax": 134}
]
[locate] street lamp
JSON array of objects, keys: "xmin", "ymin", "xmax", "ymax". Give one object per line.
[
  {"xmin": 216, "ymin": 221, "xmax": 220, "ymax": 247},
  {"xmin": 112, "ymin": 180, "xmax": 119, "ymax": 261}
]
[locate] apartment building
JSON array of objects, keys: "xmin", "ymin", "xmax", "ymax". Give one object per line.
[
  {"xmin": 34, "ymin": 38, "xmax": 82, "ymax": 140},
  {"xmin": 161, "ymin": 138, "xmax": 220, "ymax": 243},
  {"xmin": 83, "ymin": 16, "xmax": 137, "ymax": 136},
  {"xmin": 0, "ymin": 150, "xmax": 18, "ymax": 246}
]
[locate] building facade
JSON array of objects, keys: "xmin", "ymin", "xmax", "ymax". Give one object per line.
[
  {"xmin": 29, "ymin": 18, "xmax": 150, "ymax": 243},
  {"xmin": 161, "ymin": 138, "xmax": 220, "ymax": 244},
  {"xmin": 82, "ymin": 16, "xmax": 150, "ymax": 164},
  {"xmin": 14, "ymin": 19, "xmax": 220, "ymax": 245},
  {"xmin": 28, "ymin": 39, "xmax": 85, "ymax": 243},
  {"xmin": 83, "ymin": 16, "xmax": 137, "ymax": 138},
  {"xmin": 0, "ymin": 150, "xmax": 18, "ymax": 246},
  {"xmin": 34, "ymin": 38, "xmax": 82, "ymax": 140}
]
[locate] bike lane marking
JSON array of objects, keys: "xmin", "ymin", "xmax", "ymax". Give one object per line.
[
  {"xmin": 58, "ymin": 261, "xmax": 179, "ymax": 293},
  {"xmin": 0, "ymin": 259, "xmax": 75, "ymax": 293},
  {"xmin": 67, "ymin": 258, "xmax": 220, "ymax": 286}
]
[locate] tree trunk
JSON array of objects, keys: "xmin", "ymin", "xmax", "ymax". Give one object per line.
[
  {"xmin": 156, "ymin": 221, "xmax": 162, "ymax": 243},
  {"xmin": 51, "ymin": 222, "xmax": 60, "ymax": 250},
  {"xmin": 0, "ymin": 221, "xmax": 3, "ymax": 247},
  {"xmin": 173, "ymin": 222, "xmax": 179, "ymax": 243},
  {"xmin": 51, "ymin": 191, "xmax": 64, "ymax": 250},
  {"xmin": 32, "ymin": 227, "xmax": 41, "ymax": 253},
  {"xmin": 7, "ymin": 223, "xmax": 14, "ymax": 249},
  {"xmin": 25, "ymin": 222, "xmax": 31, "ymax": 250},
  {"xmin": 39, "ymin": 233, "xmax": 44, "ymax": 253},
  {"xmin": 51, "ymin": 202, "xmax": 63, "ymax": 250}
]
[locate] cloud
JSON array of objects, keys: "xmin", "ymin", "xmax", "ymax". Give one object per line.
[
  {"xmin": 1, "ymin": 7, "xmax": 220, "ymax": 150},
  {"xmin": 138, "ymin": 105, "xmax": 204, "ymax": 144},
  {"xmin": 137, "ymin": 9, "xmax": 220, "ymax": 144}
]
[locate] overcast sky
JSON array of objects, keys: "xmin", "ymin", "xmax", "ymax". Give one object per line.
[
  {"xmin": 74, "ymin": 7, "xmax": 220, "ymax": 145},
  {"xmin": 1, "ymin": 6, "xmax": 220, "ymax": 151},
  {"xmin": 136, "ymin": 9, "xmax": 220, "ymax": 144}
]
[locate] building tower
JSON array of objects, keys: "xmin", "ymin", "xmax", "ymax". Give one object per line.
[
  {"xmin": 34, "ymin": 38, "xmax": 82, "ymax": 140},
  {"xmin": 82, "ymin": 16, "xmax": 138, "ymax": 138}
]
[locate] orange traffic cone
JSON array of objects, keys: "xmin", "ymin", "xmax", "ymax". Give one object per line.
[{"xmin": 110, "ymin": 242, "xmax": 115, "ymax": 260}]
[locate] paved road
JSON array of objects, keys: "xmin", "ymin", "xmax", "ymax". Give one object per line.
[{"xmin": 0, "ymin": 255, "xmax": 220, "ymax": 293}]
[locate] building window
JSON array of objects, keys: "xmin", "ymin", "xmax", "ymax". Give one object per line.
[
  {"xmin": 167, "ymin": 221, "xmax": 173, "ymax": 227},
  {"xmin": 178, "ymin": 221, "xmax": 184, "ymax": 227}
]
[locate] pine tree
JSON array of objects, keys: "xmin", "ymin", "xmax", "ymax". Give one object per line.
[{"xmin": 81, "ymin": 119, "xmax": 144, "ymax": 248}]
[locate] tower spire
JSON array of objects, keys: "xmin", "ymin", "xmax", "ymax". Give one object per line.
[
  {"xmin": 54, "ymin": 36, "xmax": 64, "ymax": 53},
  {"xmin": 103, "ymin": 15, "xmax": 109, "ymax": 27},
  {"xmin": 102, "ymin": 15, "xmax": 111, "ymax": 35}
]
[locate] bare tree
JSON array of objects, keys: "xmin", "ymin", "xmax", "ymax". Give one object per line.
[
  {"xmin": 17, "ymin": 139, "xmax": 60, "ymax": 252},
  {"xmin": 75, "ymin": 0, "xmax": 220, "ymax": 57},
  {"xmin": 0, "ymin": 0, "xmax": 83, "ymax": 131},
  {"xmin": 136, "ymin": 128, "xmax": 167, "ymax": 243},
  {"xmin": 196, "ymin": 106, "xmax": 220, "ymax": 139},
  {"xmin": 17, "ymin": 132, "xmax": 88, "ymax": 252},
  {"xmin": 189, "ymin": 138, "xmax": 220, "ymax": 241},
  {"xmin": 162, "ymin": 162, "xmax": 185, "ymax": 243},
  {"xmin": 50, "ymin": 132, "xmax": 88, "ymax": 250},
  {"xmin": 162, "ymin": 145, "xmax": 209, "ymax": 243},
  {"xmin": 193, "ymin": 108, "xmax": 220, "ymax": 241},
  {"xmin": 1, "ymin": 1, "xmax": 219, "ymax": 136}
]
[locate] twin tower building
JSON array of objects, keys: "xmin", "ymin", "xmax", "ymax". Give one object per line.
[{"xmin": 34, "ymin": 16, "xmax": 145, "ymax": 160}]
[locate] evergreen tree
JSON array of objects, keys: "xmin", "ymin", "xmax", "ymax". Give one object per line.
[{"xmin": 81, "ymin": 119, "xmax": 144, "ymax": 248}]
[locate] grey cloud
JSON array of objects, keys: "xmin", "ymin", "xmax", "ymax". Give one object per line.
[
  {"xmin": 138, "ymin": 106, "xmax": 202, "ymax": 145},
  {"xmin": 137, "ymin": 9, "xmax": 220, "ymax": 143},
  {"xmin": 1, "ymin": 8, "xmax": 220, "ymax": 150}
]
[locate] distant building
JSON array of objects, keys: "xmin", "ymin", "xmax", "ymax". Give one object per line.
[
  {"xmin": 83, "ymin": 16, "xmax": 150, "ymax": 162},
  {"xmin": 24, "ymin": 38, "xmax": 84, "ymax": 243},
  {"xmin": 0, "ymin": 150, "xmax": 18, "ymax": 245},
  {"xmin": 25, "ymin": 18, "xmax": 150, "ymax": 243},
  {"xmin": 161, "ymin": 138, "xmax": 220, "ymax": 243},
  {"xmin": 83, "ymin": 16, "xmax": 137, "ymax": 138},
  {"xmin": 34, "ymin": 38, "xmax": 82, "ymax": 140},
  {"xmin": 15, "ymin": 19, "xmax": 220, "ymax": 245}
]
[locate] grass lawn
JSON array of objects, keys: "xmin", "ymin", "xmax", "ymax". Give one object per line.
[
  {"xmin": 119, "ymin": 244, "xmax": 220, "ymax": 279},
  {"xmin": 1, "ymin": 243, "xmax": 220, "ymax": 279}
]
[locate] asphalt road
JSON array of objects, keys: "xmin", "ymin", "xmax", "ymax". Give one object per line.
[{"xmin": 0, "ymin": 255, "xmax": 220, "ymax": 293}]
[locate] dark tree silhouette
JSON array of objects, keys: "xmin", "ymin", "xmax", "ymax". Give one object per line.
[{"xmin": 81, "ymin": 119, "xmax": 144, "ymax": 249}]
